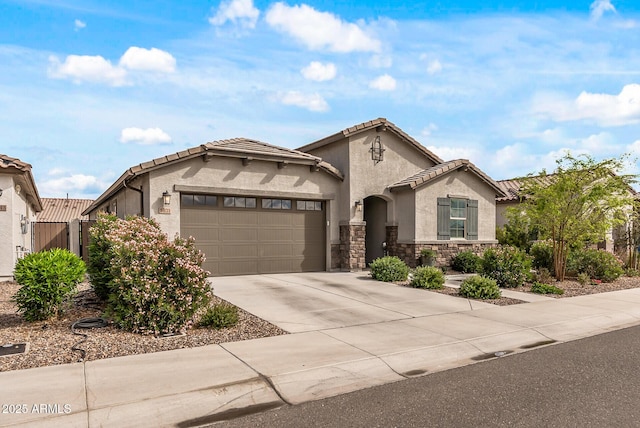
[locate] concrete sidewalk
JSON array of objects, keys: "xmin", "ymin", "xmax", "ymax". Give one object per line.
[{"xmin": 2, "ymin": 273, "xmax": 640, "ymax": 427}]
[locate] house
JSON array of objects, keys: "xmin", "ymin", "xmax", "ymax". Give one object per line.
[
  {"xmin": 496, "ymin": 175, "xmax": 636, "ymax": 253},
  {"xmin": 0, "ymin": 155, "xmax": 43, "ymax": 281},
  {"xmin": 33, "ymin": 197, "xmax": 94, "ymax": 257},
  {"xmin": 83, "ymin": 118, "xmax": 506, "ymax": 276}
]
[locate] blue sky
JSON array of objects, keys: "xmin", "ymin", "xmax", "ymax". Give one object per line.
[{"xmin": 2, "ymin": 0, "xmax": 640, "ymax": 198}]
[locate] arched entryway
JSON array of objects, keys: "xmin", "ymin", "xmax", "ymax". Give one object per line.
[{"xmin": 364, "ymin": 196, "xmax": 387, "ymax": 265}]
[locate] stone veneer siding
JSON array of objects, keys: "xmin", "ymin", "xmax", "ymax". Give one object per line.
[
  {"xmin": 391, "ymin": 241, "xmax": 497, "ymax": 269},
  {"xmin": 339, "ymin": 224, "xmax": 366, "ymax": 270},
  {"xmin": 331, "ymin": 244, "xmax": 341, "ymax": 270}
]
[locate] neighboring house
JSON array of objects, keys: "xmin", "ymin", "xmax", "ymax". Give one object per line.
[
  {"xmin": 496, "ymin": 176, "xmax": 636, "ymax": 252},
  {"xmin": 0, "ymin": 155, "xmax": 43, "ymax": 281},
  {"xmin": 83, "ymin": 118, "xmax": 506, "ymax": 276},
  {"xmin": 38, "ymin": 197, "xmax": 92, "ymax": 222},
  {"xmin": 34, "ymin": 197, "xmax": 94, "ymax": 257}
]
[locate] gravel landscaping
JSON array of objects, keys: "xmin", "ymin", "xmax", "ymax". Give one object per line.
[
  {"xmin": 0, "ymin": 281, "xmax": 287, "ymax": 373},
  {"xmin": 402, "ymin": 274, "xmax": 640, "ymax": 306},
  {"xmin": 512, "ymin": 276, "xmax": 640, "ymax": 298}
]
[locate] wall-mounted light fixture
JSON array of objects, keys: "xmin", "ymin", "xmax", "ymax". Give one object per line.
[
  {"xmin": 20, "ymin": 215, "xmax": 29, "ymax": 234},
  {"xmin": 355, "ymin": 200, "xmax": 362, "ymax": 212},
  {"xmin": 162, "ymin": 191, "xmax": 171, "ymax": 206}
]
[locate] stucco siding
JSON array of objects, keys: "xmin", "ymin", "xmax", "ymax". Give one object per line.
[
  {"xmin": 394, "ymin": 190, "xmax": 416, "ymax": 242},
  {"xmin": 415, "ymin": 170, "xmax": 498, "ymax": 242},
  {"xmin": 347, "ymin": 130, "xmax": 436, "ymax": 224},
  {"xmin": 0, "ymin": 176, "xmax": 37, "ymax": 279},
  {"xmin": 496, "ymin": 201, "xmax": 519, "ymax": 228},
  {"xmin": 0, "ymin": 175, "xmax": 14, "ymax": 278}
]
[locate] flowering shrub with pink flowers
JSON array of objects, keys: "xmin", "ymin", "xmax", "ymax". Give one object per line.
[{"xmin": 92, "ymin": 215, "xmax": 212, "ymax": 335}]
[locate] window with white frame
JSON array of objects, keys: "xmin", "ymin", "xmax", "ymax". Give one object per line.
[{"xmin": 449, "ymin": 198, "xmax": 467, "ymax": 239}]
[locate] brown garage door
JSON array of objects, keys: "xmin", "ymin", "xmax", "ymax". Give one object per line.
[{"xmin": 180, "ymin": 195, "xmax": 325, "ymax": 276}]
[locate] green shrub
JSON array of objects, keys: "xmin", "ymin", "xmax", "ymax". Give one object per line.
[
  {"xmin": 459, "ymin": 276, "xmax": 501, "ymax": 299},
  {"xmin": 531, "ymin": 282, "xmax": 564, "ymax": 295},
  {"xmin": 13, "ymin": 249, "xmax": 86, "ymax": 321},
  {"xmin": 530, "ymin": 241, "xmax": 554, "ymax": 272},
  {"xmin": 534, "ymin": 267, "xmax": 553, "ymax": 284},
  {"xmin": 411, "ymin": 266, "xmax": 445, "ymax": 289},
  {"xmin": 87, "ymin": 213, "xmax": 118, "ymax": 300},
  {"xmin": 199, "ymin": 302, "xmax": 239, "ymax": 329},
  {"xmin": 369, "ymin": 256, "xmax": 409, "ymax": 282},
  {"xmin": 480, "ymin": 246, "xmax": 531, "ymax": 288},
  {"xmin": 451, "ymin": 251, "xmax": 481, "ymax": 273},
  {"xmin": 577, "ymin": 272, "xmax": 590, "ymax": 285},
  {"xmin": 105, "ymin": 216, "xmax": 212, "ymax": 335},
  {"xmin": 567, "ymin": 249, "xmax": 624, "ymax": 283}
]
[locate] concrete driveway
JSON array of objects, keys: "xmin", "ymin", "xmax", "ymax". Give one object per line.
[{"xmin": 212, "ymin": 272, "xmax": 493, "ymax": 333}]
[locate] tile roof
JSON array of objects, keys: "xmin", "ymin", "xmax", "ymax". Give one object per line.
[
  {"xmin": 38, "ymin": 198, "xmax": 93, "ymax": 222},
  {"xmin": 83, "ymin": 138, "xmax": 344, "ymax": 216},
  {"xmin": 0, "ymin": 154, "xmax": 32, "ymax": 172},
  {"xmin": 496, "ymin": 172, "xmax": 637, "ymax": 202},
  {"xmin": 297, "ymin": 118, "xmax": 444, "ymax": 165},
  {"xmin": 0, "ymin": 154, "xmax": 43, "ymax": 212},
  {"xmin": 495, "ymin": 175, "xmax": 556, "ymax": 202},
  {"xmin": 389, "ymin": 159, "xmax": 506, "ymax": 196}
]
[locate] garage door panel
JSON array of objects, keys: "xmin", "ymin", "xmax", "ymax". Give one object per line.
[
  {"xmin": 181, "ymin": 209, "xmax": 219, "ymax": 224},
  {"xmin": 220, "ymin": 211, "xmax": 257, "ymax": 225},
  {"xmin": 221, "ymin": 244, "xmax": 259, "ymax": 259},
  {"xmin": 258, "ymin": 229, "xmax": 293, "ymax": 241},
  {"xmin": 183, "ymin": 227, "xmax": 219, "ymax": 241},
  {"xmin": 220, "ymin": 260, "xmax": 259, "ymax": 276},
  {"xmin": 258, "ymin": 259, "xmax": 295, "ymax": 273},
  {"xmin": 260, "ymin": 243, "xmax": 293, "ymax": 257},
  {"xmin": 220, "ymin": 228, "xmax": 258, "ymax": 242},
  {"xmin": 181, "ymin": 200, "xmax": 325, "ymax": 276}
]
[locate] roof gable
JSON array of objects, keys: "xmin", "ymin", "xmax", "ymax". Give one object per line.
[
  {"xmin": 83, "ymin": 138, "xmax": 343, "ymax": 215},
  {"xmin": 0, "ymin": 154, "xmax": 43, "ymax": 212},
  {"xmin": 297, "ymin": 118, "xmax": 444, "ymax": 165},
  {"xmin": 389, "ymin": 159, "xmax": 506, "ymax": 197}
]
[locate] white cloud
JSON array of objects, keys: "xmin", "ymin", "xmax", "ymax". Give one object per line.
[
  {"xmin": 590, "ymin": 0, "xmax": 616, "ymax": 20},
  {"xmin": 535, "ymin": 84, "xmax": 640, "ymax": 127},
  {"xmin": 368, "ymin": 54, "xmax": 392, "ymax": 68},
  {"xmin": 47, "ymin": 47, "xmax": 175, "ymax": 86},
  {"xmin": 426, "ymin": 144, "xmax": 479, "ymax": 161},
  {"xmin": 48, "ymin": 55, "xmax": 128, "ymax": 86},
  {"xmin": 265, "ymin": 3, "xmax": 381, "ymax": 53},
  {"xmin": 369, "ymin": 74, "xmax": 396, "ymax": 91},
  {"xmin": 38, "ymin": 174, "xmax": 109, "ymax": 197},
  {"xmin": 119, "ymin": 47, "xmax": 176, "ymax": 73},
  {"xmin": 301, "ymin": 61, "xmax": 336, "ymax": 81},
  {"xmin": 119, "ymin": 127, "xmax": 172, "ymax": 145},
  {"xmin": 280, "ymin": 91, "xmax": 329, "ymax": 112},
  {"xmin": 427, "ymin": 59, "xmax": 442, "ymax": 75},
  {"xmin": 421, "ymin": 123, "xmax": 439, "ymax": 138},
  {"xmin": 48, "ymin": 167, "xmax": 68, "ymax": 176},
  {"xmin": 74, "ymin": 19, "xmax": 86, "ymax": 31},
  {"xmin": 209, "ymin": 0, "xmax": 260, "ymax": 29}
]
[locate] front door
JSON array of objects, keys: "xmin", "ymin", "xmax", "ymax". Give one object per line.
[{"xmin": 364, "ymin": 196, "xmax": 387, "ymax": 265}]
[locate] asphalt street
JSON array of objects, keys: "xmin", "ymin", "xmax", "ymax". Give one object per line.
[{"xmin": 214, "ymin": 325, "xmax": 640, "ymax": 428}]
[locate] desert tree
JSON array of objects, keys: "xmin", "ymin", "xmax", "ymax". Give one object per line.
[{"xmin": 519, "ymin": 153, "xmax": 636, "ymax": 281}]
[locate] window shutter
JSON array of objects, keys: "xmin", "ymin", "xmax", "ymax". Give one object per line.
[
  {"xmin": 437, "ymin": 198, "xmax": 450, "ymax": 240},
  {"xmin": 467, "ymin": 199, "xmax": 478, "ymax": 240}
]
